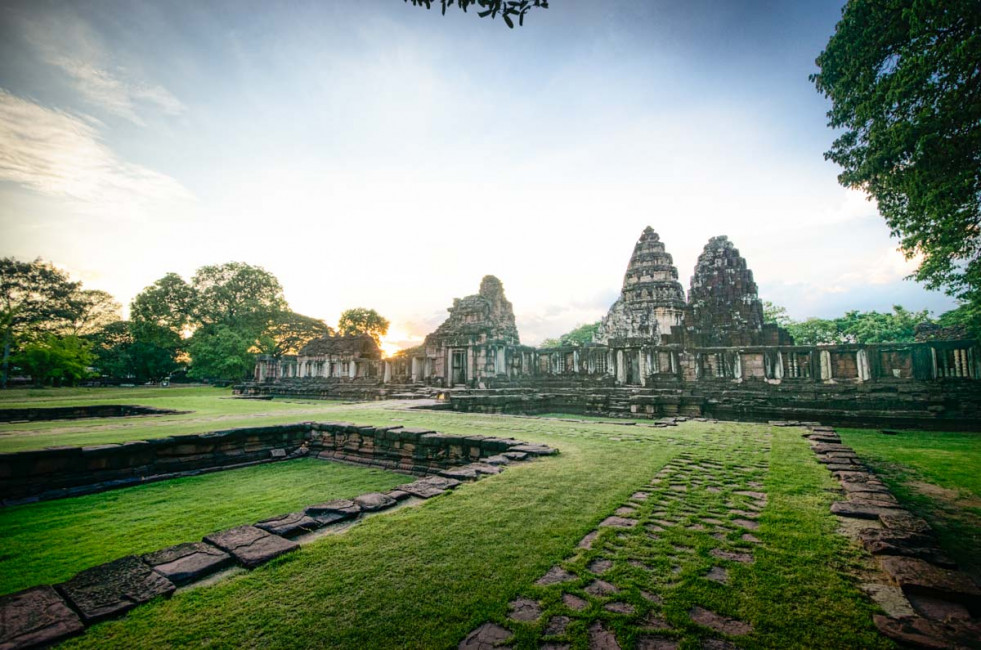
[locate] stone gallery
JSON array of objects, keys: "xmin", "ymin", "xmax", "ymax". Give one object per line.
[{"xmin": 244, "ymin": 227, "xmax": 980, "ymax": 429}]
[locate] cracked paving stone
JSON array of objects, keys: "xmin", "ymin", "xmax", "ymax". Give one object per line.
[
  {"xmin": 544, "ymin": 615, "xmax": 571, "ymax": 635},
  {"xmin": 459, "ymin": 622, "xmax": 511, "ymax": 649},
  {"xmin": 640, "ymin": 590, "xmax": 664, "ymax": 605},
  {"xmin": 541, "ymin": 645, "xmax": 571, "ymax": 650},
  {"xmin": 579, "ymin": 531, "xmax": 600, "ymax": 549},
  {"xmin": 0, "ymin": 585, "xmax": 84, "ymax": 649},
  {"xmin": 689, "ymin": 606, "xmax": 753, "ymax": 636},
  {"xmin": 615, "ymin": 507, "xmax": 638, "ymax": 517},
  {"xmin": 705, "ymin": 566, "xmax": 728, "ymax": 584},
  {"xmin": 507, "ymin": 597, "xmax": 541, "ymax": 622},
  {"xmin": 536, "ymin": 566, "xmax": 577, "ymax": 586},
  {"xmin": 710, "ymin": 549, "xmax": 754, "ymax": 564},
  {"xmin": 604, "ymin": 601, "xmax": 636, "ymax": 614},
  {"xmin": 584, "ymin": 579, "xmax": 618, "ymax": 596},
  {"xmin": 600, "ymin": 516, "xmax": 638, "ymax": 528},
  {"xmin": 203, "ymin": 525, "xmax": 298, "ymax": 569},
  {"xmin": 588, "ymin": 559, "xmax": 613, "ymax": 574},
  {"xmin": 562, "ymin": 593, "xmax": 588, "ymax": 611},
  {"xmin": 741, "ymin": 533, "xmax": 761, "ymax": 544},
  {"xmin": 701, "ymin": 640, "xmax": 739, "ymax": 650},
  {"xmin": 630, "ymin": 492, "xmax": 650, "ymax": 501},
  {"xmin": 143, "ymin": 542, "xmax": 234, "ymax": 586},
  {"xmin": 638, "ymin": 639, "xmax": 680, "ymax": 650},
  {"xmin": 58, "ymin": 556, "xmax": 175, "ymax": 623},
  {"xmin": 642, "ymin": 612, "xmax": 673, "ymax": 629},
  {"xmin": 588, "ymin": 621, "xmax": 621, "ymax": 650},
  {"xmin": 732, "ymin": 518, "xmax": 759, "ymax": 530}
]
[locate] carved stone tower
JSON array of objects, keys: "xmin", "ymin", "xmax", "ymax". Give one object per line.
[
  {"xmin": 686, "ymin": 236, "xmax": 765, "ymax": 346},
  {"xmin": 594, "ymin": 227, "xmax": 687, "ymax": 344}
]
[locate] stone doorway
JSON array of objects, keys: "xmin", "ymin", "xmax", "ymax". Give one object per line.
[{"xmin": 451, "ymin": 350, "xmax": 467, "ymax": 385}]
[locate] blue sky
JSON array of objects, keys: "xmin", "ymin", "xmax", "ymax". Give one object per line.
[{"xmin": 0, "ymin": 0, "xmax": 958, "ymax": 349}]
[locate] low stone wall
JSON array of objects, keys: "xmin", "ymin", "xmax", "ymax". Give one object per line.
[
  {"xmin": 0, "ymin": 422, "xmax": 549, "ymax": 507},
  {"xmin": 446, "ymin": 380, "xmax": 981, "ymax": 431},
  {"xmin": 0, "ymin": 404, "xmax": 183, "ymax": 423},
  {"xmin": 0, "ymin": 424, "xmax": 557, "ymax": 649}
]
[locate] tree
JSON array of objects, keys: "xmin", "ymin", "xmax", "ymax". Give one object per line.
[
  {"xmin": 812, "ymin": 1, "xmax": 981, "ymax": 316},
  {"xmin": 187, "ymin": 325, "xmax": 254, "ymax": 382},
  {"xmin": 0, "ymin": 258, "xmax": 81, "ymax": 388},
  {"xmin": 762, "ymin": 301, "xmax": 791, "ymax": 327},
  {"xmin": 784, "ymin": 318, "xmax": 842, "ymax": 346},
  {"xmin": 68, "ymin": 290, "xmax": 122, "ymax": 336},
  {"xmin": 258, "ymin": 312, "xmax": 334, "ymax": 357},
  {"xmin": 541, "ymin": 321, "xmax": 602, "ymax": 348},
  {"xmin": 837, "ymin": 305, "xmax": 931, "ymax": 343},
  {"xmin": 404, "ymin": 0, "xmax": 547, "ymax": 28},
  {"xmin": 14, "ymin": 335, "xmax": 94, "ymax": 386},
  {"xmin": 337, "ymin": 308, "xmax": 390, "ymax": 344},
  {"xmin": 87, "ymin": 321, "xmax": 181, "ymax": 383},
  {"xmin": 130, "ymin": 273, "xmax": 195, "ymax": 336}
]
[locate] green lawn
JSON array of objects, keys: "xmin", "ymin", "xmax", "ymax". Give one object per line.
[
  {"xmin": 0, "ymin": 388, "xmax": 913, "ymax": 648},
  {"xmin": 0, "ymin": 459, "xmax": 407, "ymax": 596},
  {"xmin": 839, "ymin": 428, "xmax": 981, "ymax": 581}
]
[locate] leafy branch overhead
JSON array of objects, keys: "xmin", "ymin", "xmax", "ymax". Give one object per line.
[{"xmin": 404, "ymin": 0, "xmax": 547, "ymax": 27}]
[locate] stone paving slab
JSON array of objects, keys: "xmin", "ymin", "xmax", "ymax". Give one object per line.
[
  {"xmin": 0, "ymin": 585, "xmax": 84, "ymax": 649},
  {"xmin": 255, "ymin": 511, "xmax": 322, "ymax": 537},
  {"xmin": 143, "ymin": 542, "xmax": 234, "ymax": 586},
  {"xmin": 458, "ymin": 622, "xmax": 511, "ymax": 649},
  {"xmin": 353, "ymin": 492, "xmax": 397, "ymax": 512},
  {"xmin": 58, "ymin": 556, "xmax": 175, "ymax": 623},
  {"xmin": 203, "ymin": 526, "xmax": 298, "ymax": 569}
]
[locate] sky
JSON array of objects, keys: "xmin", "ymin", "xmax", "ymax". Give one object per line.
[{"xmin": 0, "ymin": 0, "xmax": 959, "ymax": 353}]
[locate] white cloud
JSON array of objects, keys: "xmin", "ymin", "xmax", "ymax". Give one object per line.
[
  {"xmin": 20, "ymin": 11, "xmax": 185, "ymax": 125},
  {"xmin": 0, "ymin": 89, "xmax": 192, "ymax": 205},
  {"xmin": 47, "ymin": 56, "xmax": 185, "ymax": 125}
]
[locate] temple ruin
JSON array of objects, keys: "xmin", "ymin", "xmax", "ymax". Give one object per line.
[{"xmin": 245, "ymin": 227, "xmax": 980, "ymax": 429}]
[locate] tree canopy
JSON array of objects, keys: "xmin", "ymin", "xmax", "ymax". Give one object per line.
[
  {"xmin": 404, "ymin": 0, "xmax": 547, "ymax": 28},
  {"xmin": 762, "ymin": 303, "xmax": 935, "ymax": 345},
  {"xmin": 541, "ymin": 321, "xmax": 601, "ymax": 348},
  {"xmin": 812, "ymin": 0, "xmax": 981, "ymax": 318},
  {"xmin": 338, "ymin": 308, "xmax": 390, "ymax": 345}
]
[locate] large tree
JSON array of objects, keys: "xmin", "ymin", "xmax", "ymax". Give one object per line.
[
  {"xmin": 258, "ymin": 312, "xmax": 334, "ymax": 357},
  {"xmin": 404, "ymin": 0, "xmax": 547, "ymax": 28},
  {"xmin": 337, "ymin": 308, "xmax": 390, "ymax": 345},
  {"xmin": 191, "ymin": 262, "xmax": 287, "ymax": 335},
  {"xmin": 812, "ymin": 1, "xmax": 981, "ymax": 316},
  {"xmin": 0, "ymin": 258, "xmax": 81, "ymax": 387},
  {"xmin": 14, "ymin": 335, "xmax": 94, "ymax": 387}
]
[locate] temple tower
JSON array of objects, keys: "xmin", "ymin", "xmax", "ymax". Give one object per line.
[
  {"xmin": 594, "ymin": 227, "xmax": 687, "ymax": 344},
  {"xmin": 685, "ymin": 236, "xmax": 765, "ymax": 346}
]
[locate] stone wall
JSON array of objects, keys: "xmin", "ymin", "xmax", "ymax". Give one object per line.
[
  {"xmin": 0, "ymin": 405, "xmax": 182, "ymax": 423},
  {"xmin": 0, "ymin": 421, "xmax": 546, "ymax": 506}
]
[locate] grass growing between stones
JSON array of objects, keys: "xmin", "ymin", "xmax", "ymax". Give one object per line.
[
  {"xmin": 0, "ymin": 458, "xmax": 407, "ymax": 596},
  {"xmin": 21, "ymin": 404, "xmax": 893, "ymax": 650},
  {"xmin": 839, "ymin": 428, "xmax": 981, "ymax": 581}
]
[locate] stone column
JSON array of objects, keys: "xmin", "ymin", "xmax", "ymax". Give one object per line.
[
  {"xmin": 637, "ymin": 350, "xmax": 644, "ymax": 384},
  {"xmin": 857, "ymin": 349, "xmax": 871, "ymax": 381},
  {"xmin": 733, "ymin": 353, "xmax": 742, "ymax": 380},
  {"xmin": 616, "ymin": 350, "xmax": 626, "ymax": 384},
  {"xmin": 573, "ymin": 349, "xmax": 580, "ymax": 373},
  {"xmin": 498, "ymin": 347, "xmax": 507, "ymax": 376},
  {"xmin": 820, "ymin": 350, "xmax": 832, "ymax": 382},
  {"xmin": 349, "ymin": 361, "xmax": 357, "ymax": 379},
  {"xmin": 383, "ymin": 361, "xmax": 392, "ymax": 383},
  {"xmin": 774, "ymin": 352, "xmax": 784, "ymax": 380}
]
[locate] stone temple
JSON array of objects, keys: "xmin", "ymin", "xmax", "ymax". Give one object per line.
[{"xmin": 245, "ymin": 227, "xmax": 980, "ymax": 429}]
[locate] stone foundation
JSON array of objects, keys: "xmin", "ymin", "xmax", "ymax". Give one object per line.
[
  {"xmin": 0, "ymin": 421, "xmax": 550, "ymax": 506},
  {"xmin": 0, "ymin": 404, "xmax": 183, "ymax": 423}
]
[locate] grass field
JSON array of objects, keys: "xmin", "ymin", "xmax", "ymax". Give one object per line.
[{"xmin": 0, "ymin": 387, "xmax": 919, "ymax": 648}]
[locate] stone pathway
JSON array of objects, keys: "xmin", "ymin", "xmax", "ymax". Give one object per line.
[
  {"xmin": 459, "ymin": 428, "xmax": 770, "ymax": 648},
  {"xmin": 786, "ymin": 421, "xmax": 981, "ymax": 649}
]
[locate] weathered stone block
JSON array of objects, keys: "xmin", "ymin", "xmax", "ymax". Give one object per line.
[
  {"xmin": 143, "ymin": 542, "xmax": 234, "ymax": 586},
  {"xmin": 0, "ymin": 586, "xmax": 84, "ymax": 649},
  {"xmin": 58, "ymin": 556, "xmax": 175, "ymax": 623},
  {"xmin": 203, "ymin": 526, "xmax": 298, "ymax": 569}
]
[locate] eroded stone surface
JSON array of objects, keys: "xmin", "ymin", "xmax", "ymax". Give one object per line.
[
  {"xmin": 536, "ymin": 566, "xmax": 577, "ymax": 586},
  {"xmin": 544, "ymin": 615, "xmax": 570, "ymax": 635},
  {"xmin": 143, "ymin": 542, "xmax": 233, "ymax": 586},
  {"xmin": 578, "ymin": 531, "xmax": 600, "ymax": 549},
  {"xmin": 255, "ymin": 511, "xmax": 321, "ymax": 537},
  {"xmin": 688, "ymin": 606, "xmax": 752, "ymax": 636},
  {"xmin": 587, "ymin": 621, "xmax": 620, "ymax": 650},
  {"xmin": 877, "ymin": 556, "xmax": 981, "ymax": 605},
  {"xmin": 507, "ymin": 597, "xmax": 541, "ymax": 622},
  {"xmin": 0, "ymin": 585, "xmax": 84, "ymax": 649},
  {"xmin": 203, "ymin": 525, "xmax": 298, "ymax": 569},
  {"xmin": 584, "ymin": 580, "xmax": 617, "ymax": 596},
  {"xmin": 637, "ymin": 638, "xmax": 680, "ymax": 650},
  {"xmin": 604, "ymin": 601, "xmax": 636, "ymax": 614},
  {"xmin": 705, "ymin": 567, "xmax": 728, "ymax": 584},
  {"xmin": 710, "ymin": 549, "xmax": 753, "ymax": 564},
  {"xmin": 587, "ymin": 559, "xmax": 613, "ymax": 574},
  {"xmin": 354, "ymin": 492, "xmax": 397, "ymax": 512},
  {"xmin": 459, "ymin": 622, "xmax": 511, "ymax": 649},
  {"xmin": 859, "ymin": 583, "xmax": 916, "ymax": 619},
  {"xmin": 599, "ymin": 517, "xmax": 638, "ymax": 528},
  {"xmin": 58, "ymin": 556, "xmax": 175, "ymax": 623},
  {"xmin": 562, "ymin": 593, "xmax": 588, "ymax": 611}
]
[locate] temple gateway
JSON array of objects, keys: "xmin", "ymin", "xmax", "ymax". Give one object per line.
[{"xmin": 244, "ymin": 227, "xmax": 980, "ymax": 430}]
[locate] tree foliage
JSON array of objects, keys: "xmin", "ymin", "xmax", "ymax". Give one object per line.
[
  {"xmin": 14, "ymin": 335, "xmax": 94, "ymax": 386},
  {"xmin": 541, "ymin": 321, "xmax": 602, "ymax": 348},
  {"xmin": 187, "ymin": 325, "xmax": 254, "ymax": 383},
  {"xmin": 404, "ymin": 0, "xmax": 547, "ymax": 28},
  {"xmin": 763, "ymin": 303, "xmax": 934, "ymax": 345},
  {"xmin": 337, "ymin": 308, "xmax": 390, "ymax": 344},
  {"xmin": 258, "ymin": 312, "xmax": 334, "ymax": 357},
  {"xmin": 812, "ymin": 1, "xmax": 981, "ymax": 314}
]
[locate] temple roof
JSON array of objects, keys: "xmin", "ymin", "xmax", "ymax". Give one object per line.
[{"xmin": 298, "ymin": 334, "xmax": 381, "ymax": 359}]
